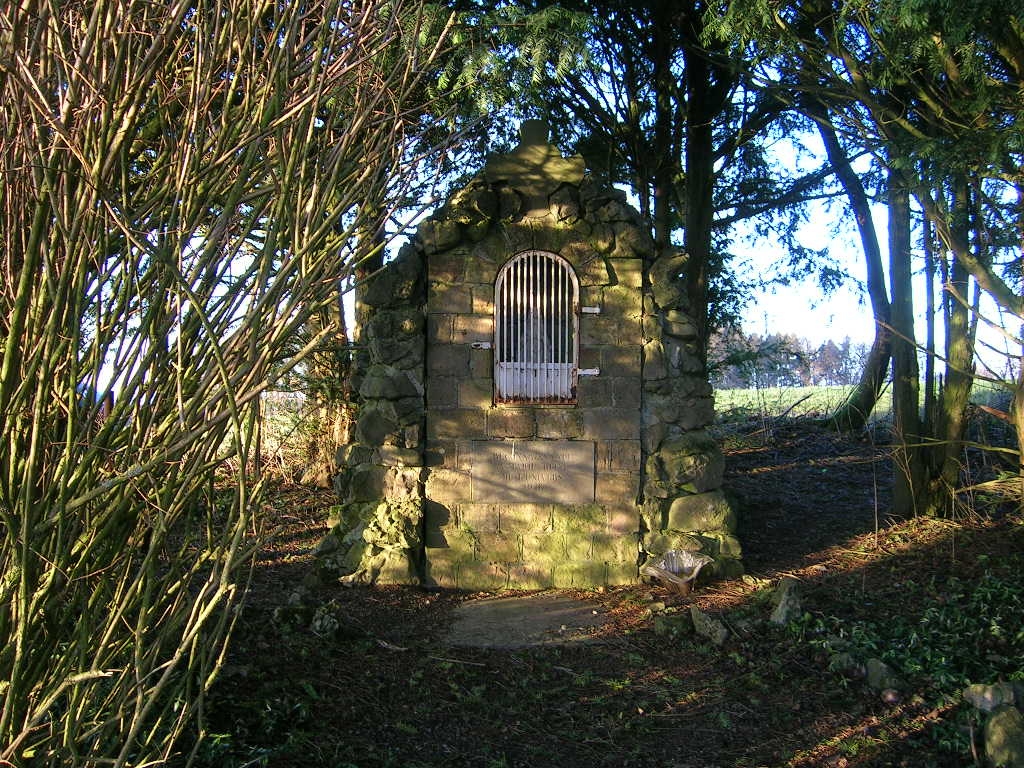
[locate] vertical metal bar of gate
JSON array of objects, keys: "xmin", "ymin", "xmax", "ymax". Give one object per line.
[{"xmin": 494, "ymin": 251, "xmax": 578, "ymax": 403}]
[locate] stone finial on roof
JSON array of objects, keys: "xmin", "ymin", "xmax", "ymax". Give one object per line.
[{"xmin": 483, "ymin": 120, "xmax": 585, "ymax": 214}]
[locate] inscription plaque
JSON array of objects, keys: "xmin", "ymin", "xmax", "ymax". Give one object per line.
[{"xmin": 470, "ymin": 440, "xmax": 595, "ymax": 504}]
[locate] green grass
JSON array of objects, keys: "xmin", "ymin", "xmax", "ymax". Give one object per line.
[
  {"xmin": 714, "ymin": 380, "xmax": 1014, "ymax": 424},
  {"xmin": 714, "ymin": 385, "xmax": 892, "ymax": 422}
]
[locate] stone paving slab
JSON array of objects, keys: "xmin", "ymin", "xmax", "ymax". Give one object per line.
[{"xmin": 445, "ymin": 592, "xmax": 608, "ymax": 649}]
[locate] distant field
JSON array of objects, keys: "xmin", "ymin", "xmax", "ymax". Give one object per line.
[
  {"xmin": 714, "ymin": 385, "xmax": 883, "ymax": 421},
  {"xmin": 714, "ymin": 381, "xmax": 1011, "ymax": 423}
]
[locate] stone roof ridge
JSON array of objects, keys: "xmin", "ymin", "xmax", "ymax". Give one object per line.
[{"xmin": 483, "ymin": 119, "xmax": 586, "ymax": 199}]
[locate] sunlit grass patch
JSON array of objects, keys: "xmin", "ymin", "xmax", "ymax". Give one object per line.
[{"xmin": 714, "ymin": 384, "xmax": 893, "ymax": 422}]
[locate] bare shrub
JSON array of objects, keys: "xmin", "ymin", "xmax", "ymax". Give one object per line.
[{"xmin": 0, "ymin": 1, "xmax": 454, "ymax": 764}]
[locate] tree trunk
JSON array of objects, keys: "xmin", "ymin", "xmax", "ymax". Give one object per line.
[
  {"xmin": 920, "ymin": 178, "xmax": 976, "ymax": 515},
  {"xmin": 811, "ymin": 105, "xmax": 893, "ymax": 431},
  {"xmin": 650, "ymin": 1, "xmax": 676, "ymax": 253},
  {"xmin": 300, "ymin": 301, "xmax": 355, "ymax": 487},
  {"xmin": 1011, "ymin": 366, "xmax": 1024, "ymax": 512},
  {"xmin": 888, "ymin": 174, "xmax": 923, "ymax": 518},
  {"xmin": 923, "ymin": 215, "xmax": 937, "ymax": 428},
  {"xmin": 681, "ymin": 16, "xmax": 733, "ymax": 364}
]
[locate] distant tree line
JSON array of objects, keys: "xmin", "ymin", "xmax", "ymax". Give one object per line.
[{"xmin": 709, "ymin": 329, "xmax": 872, "ymax": 390}]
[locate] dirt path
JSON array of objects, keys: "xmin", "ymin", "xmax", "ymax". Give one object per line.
[{"xmin": 446, "ymin": 592, "xmax": 608, "ymax": 648}]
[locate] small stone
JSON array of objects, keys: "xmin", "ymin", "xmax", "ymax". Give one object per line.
[
  {"xmin": 829, "ymin": 652, "xmax": 864, "ymax": 678},
  {"xmin": 770, "ymin": 577, "xmax": 802, "ymax": 626},
  {"xmin": 690, "ymin": 606, "xmax": 729, "ymax": 645},
  {"xmin": 310, "ymin": 603, "xmax": 341, "ymax": 637},
  {"xmin": 965, "ymin": 682, "xmax": 1021, "ymax": 713},
  {"xmin": 653, "ymin": 614, "xmax": 693, "ymax": 636},
  {"xmin": 313, "ymin": 534, "xmax": 340, "ymax": 556},
  {"xmin": 881, "ymin": 688, "xmax": 902, "ymax": 705},
  {"xmin": 865, "ymin": 658, "xmax": 904, "ymax": 691},
  {"xmin": 985, "ymin": 704, "xmax": 1024, "ymax": 768}
]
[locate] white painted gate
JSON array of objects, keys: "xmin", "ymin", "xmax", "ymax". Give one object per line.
[{"xmin": 494, "ymin": 250, "xmax": 579, "ymax": 403}]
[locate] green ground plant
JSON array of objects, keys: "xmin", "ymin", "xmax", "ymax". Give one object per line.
[{"xmin": 788, "ymin": 546, "xmax": 1024, "ymax": 759}]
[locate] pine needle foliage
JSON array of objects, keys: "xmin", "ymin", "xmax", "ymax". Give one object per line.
[{"xmin": 0, "ymin": 1, "xmax": 454, "ymax": 764}]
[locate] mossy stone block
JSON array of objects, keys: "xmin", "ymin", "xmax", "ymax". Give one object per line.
[
  {"xmin": 552, "ymin": 561, "xmax": 607, "ymax": 589},
  {"xmin": 355, "ymin": 403, "xmax": 399, "ymax": 447},
  {"xmin": 606, "ymin": 560, "xmax": 639, "ymax": 585},
  {"xmin": 458, "ymin": 378, "xmax": 494, "ymax": 409},
  {"xmin": 536, "ymin": 408, "xmax": 584, "ymax": 439},
  {"xmin": 425, "ymin": 553, "xmax": 460, "ymax": 589},
  {"xmin": 602, "ymin": 283, "xmax": 642, "ymax": 319},
  {"xmin": 429, "ymin": 528, "xmax": 477, "ymax": 562},
  {"xmin": 497, "ymin": 504, "xmax": 553, "ymax": 533},
  {"xmin": 608, "ymin": 508, "xmax": 639, "ymax": 536},
  {"xmin": 562, "ymin": 532, "xmax": 595, "ymax": 561},
  {"xmin": 506, "ymin": 564, "xmax": 554, "ymax": 590},
  {"xmin": 359, "ymin": 365, "xmax": 421, "ymax": 400},
  {"xmin": 652, "ymin": 432, "xmax": 725, "ymax": 493},
  {"xmin": 552, "ymin": 503, "xmax": 607, "ymax": 532},
  {"xmin": 473, "ymin": 532, "xmax": 523, "ymax": 563},
  {"xmin": 521, "ymin": 532, "xmax": 568, "ymax": 562},
  {"xmin": 665, "ymin": 490, "xmax": 736, "ymax": 533},
  {"xmin": 596, "ymin": 471, "xmax": 640, "ymax": 506},
  {"xmin": 428, "ymin": 282, "xmax": 472, "ymax": 314},
  {"xmin": 486, "ymin": 408, "xmax": 536, "ymax": 439},
  {"xmin": 456, "ymin": 562, "xmax": 508, "ymax": 591},
  {"xmin": 591, "ymin": 532, "xmax": 633, "ymax": 563},
  {"xmin": 455, "ymin": 503, "xmax": 498, "ymax": 534},
  {"xmin": 376, "ymin": 550, "xmax": 418, "ymax": 585},
  {"xmin": 424, "ymin": 468, "xmax": 472, "ymax": 504},
  {"xmin": 420, "ymin": 218, "xmax": 461, "ymax": 254}
]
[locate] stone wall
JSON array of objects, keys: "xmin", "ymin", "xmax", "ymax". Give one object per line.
[
  {"xmin": 420, "ymin": 168, "xmax": 647, "ymax": 590},
  {"xmin": 324, "ymin": 121, "xmax": 741, "ymax": 589},
  {"xmin": 324, "ymin": 241, "xmax": 427, "ymax": 585},
  {"xmin": 641, "ymin": 250, "xmax": 744, "ymax": 579}
]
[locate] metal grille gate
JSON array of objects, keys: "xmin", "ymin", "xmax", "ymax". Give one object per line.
[{"xmin": 494, "ymin": 250, "xmax": 579, "ymax": 403}]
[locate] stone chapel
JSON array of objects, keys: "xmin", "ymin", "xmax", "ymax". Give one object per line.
[{"xmin": 323, "ymin": 120, "xmax": 742, "ymax": 590}]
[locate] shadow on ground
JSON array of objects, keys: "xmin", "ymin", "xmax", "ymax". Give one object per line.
[{"xmin": 192, "ymin": 424, "xmax": 1022, "ymax": 768}]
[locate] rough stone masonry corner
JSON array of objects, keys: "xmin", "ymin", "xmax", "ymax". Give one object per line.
[{"xmin": 319, "ymin": 120, "xmax": 742, "ymax": 591}]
